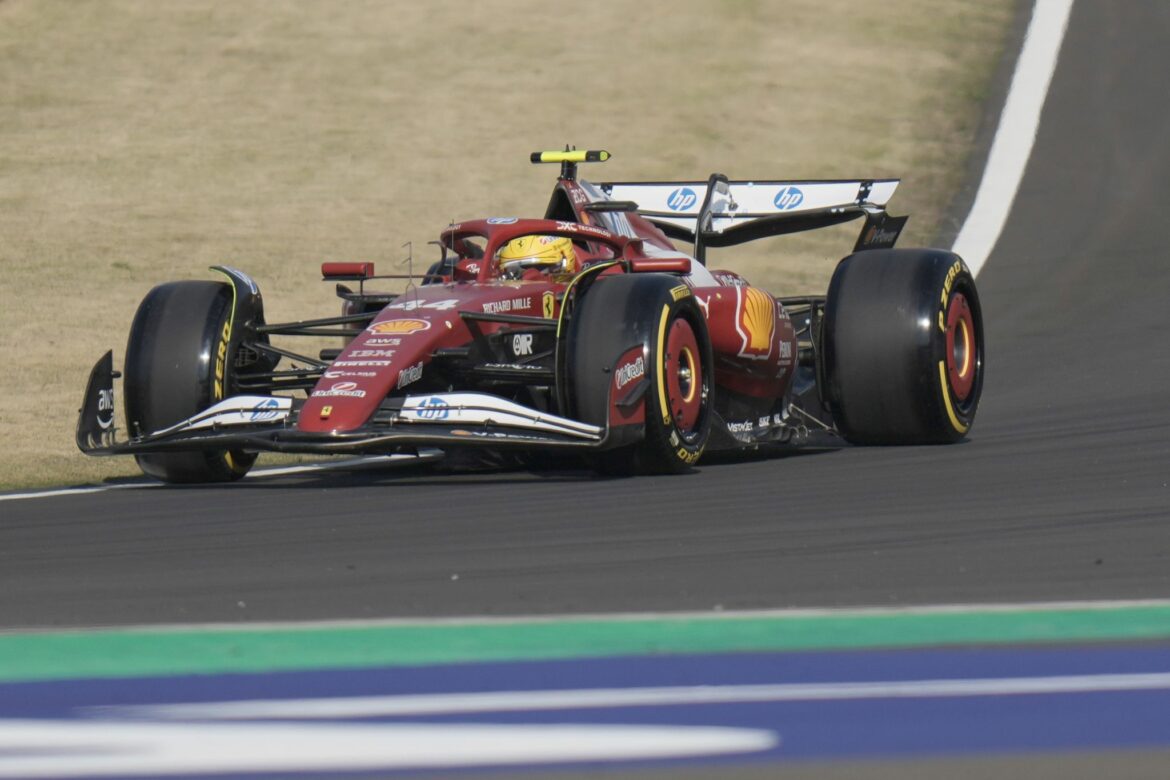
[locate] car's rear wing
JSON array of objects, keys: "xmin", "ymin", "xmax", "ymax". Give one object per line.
[{"xmin": 598, "ymin": 174, "xmax": 907, "ymax": 263}]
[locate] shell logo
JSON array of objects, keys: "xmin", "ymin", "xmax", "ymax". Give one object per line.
[
  {"xmin": 737, "ymin": 287, "xmax": 775, "ymax": 359},
  {"xmin": 369, "ymin": 319, "xmax": 430, "ymax": 335}
]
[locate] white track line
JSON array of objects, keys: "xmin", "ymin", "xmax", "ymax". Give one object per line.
[
  {"xmin": 0, "ymin": 722, "xmax": 776, "ymax": 777},
  {"xmin": 0, "ymin": 483, "xmax": 162, "ymax": 502},
  {"xmin": 121, "ymin": 672, "xmax": 1170, "ymax": 720},
  {"xmin": 3, "ymin": 598, "xmax": 1167, "ymax": 637},
  {"xmin": 0, "ymin": 453, "xmax": 438, "ymax": 503},
  {"xmin": 952, "ymin": 0, "xmax": 1075, "ymax": 275}
]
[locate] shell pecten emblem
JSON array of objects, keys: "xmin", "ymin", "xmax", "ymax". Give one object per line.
[
  {"xmin": 369, "ymin": 319, "xmax": 430, "ymax": 335},
  {"xmin": 736, "ymin": 287, "xmax": 775, "ymax": 359}
]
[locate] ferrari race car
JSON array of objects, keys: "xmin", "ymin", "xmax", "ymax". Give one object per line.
[{"xmin": 77, "ymin": 149, "xmax": 984, "ymax": 482}]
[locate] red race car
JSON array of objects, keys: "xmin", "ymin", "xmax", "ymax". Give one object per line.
[{"xmin": 77, "ymin": 149, "xmax": 984, "ymax": 482}]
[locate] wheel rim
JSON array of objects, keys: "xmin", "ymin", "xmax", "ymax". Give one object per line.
[
  {"xmin": 665, "ymin": 318, "xmax": 703, "ymax": 432},
  {"xmin": 945, "ymin": 292, "xmax": 976, "ymax": 401}
]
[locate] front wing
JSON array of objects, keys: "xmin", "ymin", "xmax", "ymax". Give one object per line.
[{"xmin": 77, "ymin": 352, "xmax": 615, "ymax": 457}]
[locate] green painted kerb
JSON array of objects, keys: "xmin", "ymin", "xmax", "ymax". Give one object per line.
[{"xmin": 1, "ymin": 605, "xmax": 1168, "ymax": 683}]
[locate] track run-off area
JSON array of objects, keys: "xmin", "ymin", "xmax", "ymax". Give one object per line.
[
  {"xmin": 1, "ymin": 601, "xmax": 1169, "ymax": 777},
  {"xmin": 2, "ymin": 0, "xmax": 1169, "ymax": 777}
]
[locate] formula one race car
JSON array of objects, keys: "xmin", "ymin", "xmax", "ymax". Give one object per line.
[{"xmin": 77, "ymin": 149, "xmax": 984, "ymax": 482}]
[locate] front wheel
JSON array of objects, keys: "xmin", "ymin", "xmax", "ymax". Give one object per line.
[
  {"xmin": 123, "ymin": 280, "xmax": 257, "ymax": 483},
  {"xmin": 568, "ymin": 274, "xmax": 713, "ymax": 474},
  {"xmin": 822, "ymin": 248, "xmax": 985, "ymax": 444}
]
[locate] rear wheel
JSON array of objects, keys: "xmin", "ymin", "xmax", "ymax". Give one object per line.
[
  {"xmin": 822, "ymin": 248, "xmax": 984, "ymax": 444},
  {"xmin": 123, "ymin": 280, "xmax": 257, "ymax": 483},
  {"xmin": 568, "ymin": 274, "xmax": 713, "ymax": 474}
]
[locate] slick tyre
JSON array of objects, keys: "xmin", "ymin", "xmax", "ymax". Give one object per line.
[
  {"xmin": 123, "ymin": 280, "xmax": 257, "ymax": 483},
  {"xmin": 568, "ymin": 274, "xmax": 713, "ymax": 475},
  {"xmin": 822, "ymin": 249, "xmax": 984, "ymax": 444}
]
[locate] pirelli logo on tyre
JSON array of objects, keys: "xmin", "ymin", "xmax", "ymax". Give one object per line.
[
  {"xmin": 368, "ymin": 319, "xmax": 430, "ymax": 335},
  {"xmin": 213, "ymin": 320, "xmax": 231, "ymax": 401},
  {"xmin": 735, "ymin": 287, "xmax": 775, "ymax": 360},
  {"xmin": 938, "ymin": 259, "xmax": 965, "ymax": 332}
]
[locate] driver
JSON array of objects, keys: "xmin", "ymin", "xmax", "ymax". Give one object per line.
[{"xmin": 497, "ymin": 235, "xmax": 577, "ymax": 278}]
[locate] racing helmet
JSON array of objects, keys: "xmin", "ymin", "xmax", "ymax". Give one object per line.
[{"xmin": 497, "ymin": 235, "xmax": 577, "ymax": 276}]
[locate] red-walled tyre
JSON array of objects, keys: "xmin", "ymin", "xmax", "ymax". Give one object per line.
[
  {"xmin": 568, "ymin": 274, "xmax": 713, "ymax": 474},
  {"xmin": 822, "ymin": 249, "xmax": 984, "ymax": 444},
  {"xmin": 123, "ymin": 281, "xmax": 257, "ymax": 483}
]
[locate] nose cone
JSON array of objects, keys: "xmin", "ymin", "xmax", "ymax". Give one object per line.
[
  {"xmin": 297, "ymin": 316, "xmax": 440, "ymax": 433},
  {"xmin": 295, "ymin": 281, "xmax": 557, "ymax": 434}
]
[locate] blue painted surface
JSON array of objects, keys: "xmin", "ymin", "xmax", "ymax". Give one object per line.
[{"xmin": 2, "ymin": 643, "xmax": 1169, "ymax": 776}]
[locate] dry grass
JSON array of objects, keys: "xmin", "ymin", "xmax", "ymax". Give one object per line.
[{"xmin": 0, "ymin": 0, "xmax": 1013, "ymax": 489}]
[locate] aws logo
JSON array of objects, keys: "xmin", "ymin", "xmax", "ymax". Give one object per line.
[
  {"xmin": 736, "ymin": 287, "xmax": 775, "ymax": 360},
  {"xmin": 667, "ymin": 187, "xmax": 698, "ymax": 212}
]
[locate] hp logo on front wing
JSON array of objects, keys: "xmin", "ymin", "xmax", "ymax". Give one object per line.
[{"xmin": 418, "ymin": 398, "xmax": 450, "ymax": 420}]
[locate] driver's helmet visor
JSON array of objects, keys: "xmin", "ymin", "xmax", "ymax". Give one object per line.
[{"xmin": 498, "ymin": 235, "xmax": 577, "ymax": 274}]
